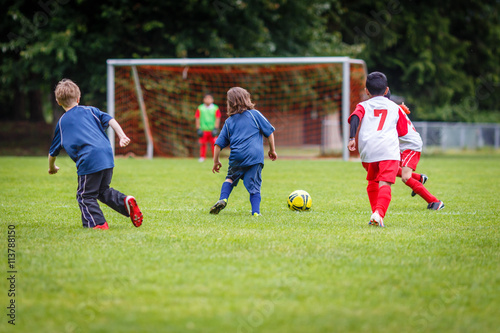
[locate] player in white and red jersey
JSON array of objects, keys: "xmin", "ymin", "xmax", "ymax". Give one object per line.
[
  {"xmin": 385, "ymin": 90, "xmax": 444, "ymax": 210},
  {"xmin": 348, "ymin": 72, "xmax": 409, "ymax": 227}
]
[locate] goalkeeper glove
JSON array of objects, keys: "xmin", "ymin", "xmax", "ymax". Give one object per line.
[
  {"xmin": 197, "ymin": 129, "xmax": 203, "ymax": 137},
  {"xmin": 212, "ymin": 128, "xmax": 219, "ymax": 137}
]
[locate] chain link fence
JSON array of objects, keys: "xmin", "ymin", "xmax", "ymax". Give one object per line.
[{"xmin": 413, "ymin": 122, "xmax": 500, "ymax": 151}]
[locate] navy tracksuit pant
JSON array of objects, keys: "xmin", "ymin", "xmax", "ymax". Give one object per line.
[{"xmin": 76, "ymin": 168, "xmax": 129, "ymax": 227}]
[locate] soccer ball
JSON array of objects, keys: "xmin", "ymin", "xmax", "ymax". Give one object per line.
[{"xmin": 287, "ymin": 190, "xmax": 312, "ymax": 211}]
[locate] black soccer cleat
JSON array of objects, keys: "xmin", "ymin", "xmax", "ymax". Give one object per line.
[
  {"xmin": 411, "ymin": 174, "xmax": 428, "ymax": 197},
  {"xmin": 427, "ymin": 200, "xmax": 445, "ymax": 210},
  {"xmin": 210, "ymin": 199, "xmax": 227, "ymax": 214}
]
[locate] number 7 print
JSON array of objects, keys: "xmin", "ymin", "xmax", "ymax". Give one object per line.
[{"xmin": 374, "ymin": 109, "xmax": 387, "ymax": 131}]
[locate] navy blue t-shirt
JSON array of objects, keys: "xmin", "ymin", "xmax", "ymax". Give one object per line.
[
  {"xmin": 49, "ymin": 105, "xmax": 114, "ymax": 175},
  {"xmin": 215, "ymin": 109, "xmax": 275, "ymax": 168}
]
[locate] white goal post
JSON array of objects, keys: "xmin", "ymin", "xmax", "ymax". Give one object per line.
[{"xmin": 106, "ymin": 57, "xmax": 367, "ymax": 161}]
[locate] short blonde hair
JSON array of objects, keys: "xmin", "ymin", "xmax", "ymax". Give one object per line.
[
  {"xmin": 226, "ymin": 87, "xmax": 255, "ymax": 116},
  {"xmin": 55, "ymin": 79, "xmax": 81, "ymax": 108}
]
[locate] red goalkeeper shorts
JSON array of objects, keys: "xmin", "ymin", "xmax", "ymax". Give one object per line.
[{"xmin": 199, "ymin": 131, "xmax": 216, "ymax": 145}]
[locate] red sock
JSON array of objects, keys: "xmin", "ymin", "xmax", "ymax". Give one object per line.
[
  {"xmin": 375, "ymin": 185, "xmax": 392, "ymax": 218},
  {"xmin": 366, "ymin": 181, "xmax": 379, "ymax": 213},
  {"xmin": 406, "ymin": 178, "xmax": 437, "ymax": 203}
]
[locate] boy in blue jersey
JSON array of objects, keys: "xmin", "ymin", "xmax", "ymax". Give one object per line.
[
  {"xmin": 48, "ymin": 79, "xmax": 143, "ymax": 229},
  {"xmin": 210, "ymin": 87, "xmax": 277, "ymax": 216}
]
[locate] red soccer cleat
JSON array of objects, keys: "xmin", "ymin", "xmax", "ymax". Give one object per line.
[
  {"xmin": 93, "ymin": 222, "xmax": 109, "ymax": 230},
  {"xmin": 125, "ymin": 196, "xmax": 143, "ymax": 227}
]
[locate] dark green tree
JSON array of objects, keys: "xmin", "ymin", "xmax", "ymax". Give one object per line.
[
  {"xmin": 335, "ymin": 0, "xmax": 500, "ymax": 121},
  {"xmin": 0, "ymin": 0, "xmax": 357, "ymax": 122},
  {"xmin": 2, "ymin": 0, "xmax": 498, "ymax": 123}
]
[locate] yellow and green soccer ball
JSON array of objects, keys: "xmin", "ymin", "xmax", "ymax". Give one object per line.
[{"xmin": 287, "ymin": 190, "xmax": 312, "ymax": 211}]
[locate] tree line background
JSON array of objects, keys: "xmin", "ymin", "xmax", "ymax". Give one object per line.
[{"xmin": 1, "ymin": 0, "xmax": 499, "ymax": 124}]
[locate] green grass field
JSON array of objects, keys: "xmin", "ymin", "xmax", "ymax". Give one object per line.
[{"xmin": 1, "ymin": 154, "xmax": 499, "ymax": 333}]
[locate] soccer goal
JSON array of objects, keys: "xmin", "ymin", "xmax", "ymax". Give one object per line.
[{"xmin": 106, "ymin": 57, "xmax": 367, "ymax": 160}]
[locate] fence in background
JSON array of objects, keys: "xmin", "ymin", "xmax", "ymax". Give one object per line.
[{"xmin": 413, "ymin": 122, "xmax": 500, "ymax": 151}]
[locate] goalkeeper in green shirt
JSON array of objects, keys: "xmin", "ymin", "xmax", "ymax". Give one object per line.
[{"xmin": 195, "ymin": 94, "xmax": 221, "ymax": 162}]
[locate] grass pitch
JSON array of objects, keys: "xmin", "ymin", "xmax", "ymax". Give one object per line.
[{"xmin": 1, "ymin": 154, "xmax": 499, "ymax": 333}]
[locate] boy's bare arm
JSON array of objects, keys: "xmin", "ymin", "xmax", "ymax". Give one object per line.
[
  {"xmin": 267, "ymin": 133, "xmax": 277, "ymax": 161},
  {"xmin": 212, "ymin": 145, "xmax": 222, "ymax": 173},
  {"xmin": 48, "ymin": 154, "xmax": 59, "ymax": 174},
  {"xmin": 109, "ymin": 119, "xmax": 131, "ymax": 147}
]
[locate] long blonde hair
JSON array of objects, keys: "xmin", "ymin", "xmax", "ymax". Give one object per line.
[{"xmin": 226, "ymin": 87, "xmax": 255, "ymax": 116}]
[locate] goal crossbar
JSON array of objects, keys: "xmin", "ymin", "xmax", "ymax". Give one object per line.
[
  {"xmin": 107, "ymin": 57, "xmax": 365, "ymax": 67},
  {"xmin": 106, "ymin": 57, "xmax": 367, "ymax": 160}
]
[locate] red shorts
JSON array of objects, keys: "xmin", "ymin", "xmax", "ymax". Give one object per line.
[
  {"xmin": 362, "ymin": 160, "xmax": 399, "ymax": 184},
  {"xmin": 400, "ymin": 150, "xmax": 421, "ymax": 171},
  {"xmin": 199, "ymin": 131, "xmax": 216, "ymax": 144}
]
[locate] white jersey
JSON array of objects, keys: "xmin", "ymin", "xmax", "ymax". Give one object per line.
[
  {"xmin": 352, "ymin": 96, "xmax": 407, "ymax": 163},
  {"xmin": 399, "ymin": 113, "xmax": 422, "ymax": 152}
]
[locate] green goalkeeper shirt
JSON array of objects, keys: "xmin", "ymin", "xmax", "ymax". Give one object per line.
[{"xmin": 196, "ymin": 103, "xmax": 220, "ymax": 131}]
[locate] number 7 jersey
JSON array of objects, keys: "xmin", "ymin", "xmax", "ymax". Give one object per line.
[{"xmin": 349, "ymin": 96, "xmax": 408, "ymax": 163}]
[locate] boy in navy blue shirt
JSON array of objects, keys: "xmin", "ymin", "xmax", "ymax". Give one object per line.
[
  {"xmin": 210, "ymin": 87, "xmax": 277, "ymax": 216},
  {"xmin": 48, "ymin": 79, "xmax": 143, "ymax": 229}
]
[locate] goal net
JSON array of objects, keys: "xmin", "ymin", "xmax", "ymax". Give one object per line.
[{"xmin": 107, "ymin": 58, "xmax": 366, "ymax": 160}]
